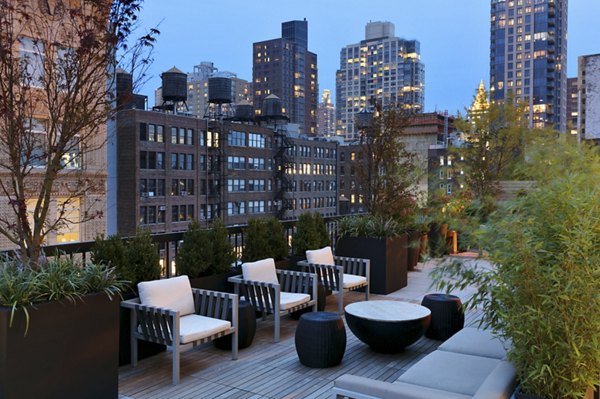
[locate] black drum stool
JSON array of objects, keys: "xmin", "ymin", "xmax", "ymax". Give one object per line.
[
  {"xmin": 214, "ymin": 300, "xmax": 256, "ymax": 350},
  {"xmin": 295, "ymin": 312, "xmax": 346, "ymax": 368},
  {"xmin": 421, "ymin": 293, "xmax": 464, "ymax": 341}
]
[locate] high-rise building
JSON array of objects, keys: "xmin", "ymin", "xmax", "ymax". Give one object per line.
[
  {"xmin": 317, "ymin": 89, "xmax": 336, "ymax": 137},
  {"xmin": 252, "ymin": 20, "xmax": 318, "ymax": 135},
  {"xmin": 566, "ymin": 77, "xmax": 578, "ymax": 135},
  {"xmin": 335, "ymin": 21, "xmax": 425, "ymax": 141},
  {"xmin": 577, "ymin": 54, "xmax": 600, "ymax": 143},
  {"xmin": 490, "ymin": 0, "xmax": 568, "ymax": 132}
]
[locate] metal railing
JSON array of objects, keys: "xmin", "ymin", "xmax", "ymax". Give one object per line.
[{"xmin": 11, "ymin": 215, "xmax": 349, "ymax": 278}]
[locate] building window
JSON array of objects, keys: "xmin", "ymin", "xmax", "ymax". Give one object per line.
[
  {"xmin": 227, "ymin": 201, "xmax": 246, "ymax": 216},
  {"xmin": 228, "ymin": 130, "xmax": 246, "ymax": 146},
  {"xmin": 248, "ymin": 157, "xmax": 265, "ymax": 170},
  {"xmin": 248, "ymin": 133, "xmax": 265, "ymax": 148},
  {"xmin": 19, "ymin": 37, "xmax": 45, "ymax": 86},
  {"xmin": 227, "ymin": 156, "xmax": 246, "ymax": 170},
  {"xmin": 227, "ymin": 179, "xmax": 245, "ymax": 192}
]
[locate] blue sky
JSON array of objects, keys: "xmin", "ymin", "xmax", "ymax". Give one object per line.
[{"xmin": 136, "ymin": 0, "xmax": 600, "ymax": 114}]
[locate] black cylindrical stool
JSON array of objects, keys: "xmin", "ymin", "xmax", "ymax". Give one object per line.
[
  {"xmin": 421, "ymin": 293, "xmax": 464, "ymax": 341},
  {"xmin": 214, "ymin": 300, "xmax": 256, "ymax": 350},
  {"xmin": 295, "ymin": 312, "xmax": 346, "ymax": 368}
]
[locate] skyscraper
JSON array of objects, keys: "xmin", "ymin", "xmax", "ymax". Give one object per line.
[
  {"xmin": 317, "ymin": 89, "xmax": 336, "ymax": 137},
  {"xmin": 252, "ymin": 20, "xmax": 318, "ymax": 135},
  {"xmin": 490, "ymin": 0, "xmax": 568, "ymax": 132},
  {"xmin": 335, "ymin": 21, "xmax": 425, "ymax": 141},
  {"xmin": 566, "ymin": 77, "xmax": 578, "ymax": 135}
]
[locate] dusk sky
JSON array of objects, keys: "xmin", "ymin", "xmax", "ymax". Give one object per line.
[{"xmin": 136, "ymin": 0, "xmax": 600, "ymax": 115}]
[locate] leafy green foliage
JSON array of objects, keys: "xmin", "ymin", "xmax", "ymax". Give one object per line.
[
  {"xmin": 91, "ymin": 233, "xmax": 129, "ymax": 281},
  {"xmin": 176, "ymin": 220, "xmax": 212, "ymax": 278},
  {"xmin": 243, "ymin": 217, "xmax": 289, "ymax": 262},
  {"xmin": 0, "ymin": 256, "xmax": 125, "ymax": 334},
  {"xmin": 293, "ymin": 212, "xmax": 331, "ymax": 256},
  {"xmin": 126, "ymin": 229, "xmax": 161, "ymax": 284},
  {"xmin": 209, "ymin": 218, "xmax": 236, "ymax": 274},
  {"xmin": 337, "ymin": 214, "xmax": 401, "ymax": 240},
  {"xmin": 432, "ymin": 137, "xmax": 600, "ymax": 398}
]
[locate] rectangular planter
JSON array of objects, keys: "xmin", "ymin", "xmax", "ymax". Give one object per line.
[
  {"xmin": 189, "ymin": 270, "xmax": 240, "ymax": 293},
  {"xmin": 0, "ymin": 293, "xmax": 119, "ymax": 399},
  {"xmin": 337, "ymin": 234, "xmax": 408, "ymax": 295}
]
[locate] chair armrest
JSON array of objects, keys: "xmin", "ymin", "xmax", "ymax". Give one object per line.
[
  {"xmin": 191, "ymin": 288, "xmax": 238, "ymax": 321},
  {"xmin": 334, "ymin": 255, "xmax": 370, "ymax": 278},
  {"xmin": 121, "ymin": 297, "xmax": 179, "ymax": 345}
]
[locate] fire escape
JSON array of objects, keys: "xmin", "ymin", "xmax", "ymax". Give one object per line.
[{"xmin": 273, "ymin": 125, "xmax": 294, "ymax": 219}]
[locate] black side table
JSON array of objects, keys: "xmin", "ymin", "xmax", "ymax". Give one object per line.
[
  {"xmin": 421, "ymin": 293, "xmax": 464, "ymax": 341},
  {"xmin": 214, "ymin": 300, "xmax": 256, "ymax": 350},
  {"xmin": 295, "ymin": 312, "xmax": 346, "ymax": 368}
]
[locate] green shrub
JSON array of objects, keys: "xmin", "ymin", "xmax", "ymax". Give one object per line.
[
  {"xmin": 243, "ymin": 218, "xmax": 270, "ymax": 262},
  {"xmin": 337, "ymin": 214, "xmax": 401, "ymax": 240},
  {"xmin": 176, "ymin": 220, "xmax": 213, "ymax": 277},
  {"xmin": 209, "ymin": 218, "xmax": 236, "ymax": 274},
  {"xmin": 265, "ymin": 217, "xmax": 289, "ymax": 261},
  {"xmin": 293, "ymin": 212, "xmax": 331, "ymax": 256},
  {"xmin": 126, "ymin": 229, "xmax": 161, "ymax": 284},
  {"xmin": 91, "ymin": 234, "xmax": 130, "ymax": 282}
]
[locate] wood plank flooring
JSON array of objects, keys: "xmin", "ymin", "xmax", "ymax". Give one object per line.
[{"xmin": 119, "ymin": 290, "xmax": 483, "ymax": 399}]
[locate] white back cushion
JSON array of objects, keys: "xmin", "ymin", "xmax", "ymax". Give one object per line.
[
  {"xmin": 306, "ymin": 246, "xmax": 335, "ymax": 265},
  {"xmin": 242, "ymin": 258, "xmax": 278, "ymax": 284},
  {"xmin": 138, "ymin": 275, "xmax": 195, "ymax": 316}
]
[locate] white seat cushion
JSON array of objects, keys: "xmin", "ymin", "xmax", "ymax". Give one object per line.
[
  {"xmin": 306, "ymin": 246, "xmax": 335, "ymax": 266},
  {"xmin": 138, "ymin": 275, "xmax": 195, "ymax": 316},
  {"xmin": 342, "ymin": 273, "xmax": 367, "ymax": 289},
  {"xmin": 279, "ymin": 292, "xmax": 310, "ymax": 310},
  {"xmin": 178, "ymin": 314, "xmax": 231, "ymax": 344},
  {"xmin": 242, "ymin": 258, "xmax": 278, "ymax": 285}
]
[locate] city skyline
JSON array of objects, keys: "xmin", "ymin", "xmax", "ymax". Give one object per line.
[{"xmin": 135, "ymin": 0, "xmax": 600, "ymax": 115}]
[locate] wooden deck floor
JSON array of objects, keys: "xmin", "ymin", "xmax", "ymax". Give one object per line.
[{"xmin": 119, "ymin": 289, "xmax": 483, "ymax": 399}]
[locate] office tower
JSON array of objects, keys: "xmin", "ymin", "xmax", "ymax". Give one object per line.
[
  {"xmin": 566, "ymin": 77, "xmax": 578, "ymax": 135},
  {"xmin": 317, "ymin": 89, "xmax": 336, "ymax": 137},
  {"xmin": 577, "ymin": 54, "xmax": 600, "ymax": 143},
  {"xmin": 253, "ymin": 20, "xmax": 318, "ymax": 135},
  {"xmin": 490, "ymin": 0, "xmax": 568, "ymax": 132},
  {"xmin": 335, "ymin": 21, "xmax": 425, "ymax": 141}
]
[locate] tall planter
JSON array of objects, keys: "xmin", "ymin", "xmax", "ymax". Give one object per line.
[
  {"xmin": 189, "ymin": 270, "xmax": 240, "ymax": 293},
  {"xmin": 337, "ymin": 234, "xmax": 408, "ymax": 295},
  {"xmin": 0, "ymin": 293, "xmax": 119, "ymax": 399}
]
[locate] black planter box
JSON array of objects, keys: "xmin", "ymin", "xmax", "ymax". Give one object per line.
[
  {"xmin": 337, "ymin": 235, "xmax": 408, "ymax": 295},
  {"xmin": 189, "ymin": 270, "xmax": 240, "ymax": 293},
  {"xmin": 406, "ymin": 230, "xmax": 421, "ymax": 271},
  {"xmin": 0, "ymin": 293, "xmax": 119, "ymax": 399}
]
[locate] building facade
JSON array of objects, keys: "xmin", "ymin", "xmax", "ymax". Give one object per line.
[
  {"xmin": 566, "ymin": 77, "xmax": 578, "ymax": 135},
  {"xmin": 577, "ymin": 54, "xmax": 600, "ymax": 143},
  {"xmin": 335, "ymin": 21, "xmax": 425, "ymax": 142},
  {"xmin": 317, "ymin": 89, "xmax": 336, "ymax": 138},
  {"xmin": 490, "ymin": 0, "xmax": 568, "ymax": 132},
  {"xmin": 252, "ymin": 20, "xmax": 318, "ymax": 136}
]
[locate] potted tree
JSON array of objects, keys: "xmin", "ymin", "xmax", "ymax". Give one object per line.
[
  {"xmin": 243, "ymin": 217, "xmax": 289, "ymax": 268},
  {"xmin": 432, "ymin": 137, "xmax": 600, "ymax": 399},
  {"xmin": 291, "ymin": 212, "xmax": 331, "ymax": 269},
  {"xmin": 92, "ymin": 229, "xmax": 163, "ymax": 366},
  {"xmin": 176, "ymin": 219, "xmax": 237, "ymax": 292}
]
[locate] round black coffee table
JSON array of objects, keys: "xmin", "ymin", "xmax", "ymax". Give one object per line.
[
  {"xmin": 421, "ymin": 293, "xmax": 464, "ymax": 341},
  {"xmin": 295, "ymin": 312, "xmax": 346, "ymax": 368},
  {"xmin": 345, "ymin": 300, "xmax": 431, "ymax": 353}
]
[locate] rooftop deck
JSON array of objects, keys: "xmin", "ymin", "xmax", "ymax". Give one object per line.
[{"xmin": 118, "ymin": 258, "xmax": 482, "ymax": 399}]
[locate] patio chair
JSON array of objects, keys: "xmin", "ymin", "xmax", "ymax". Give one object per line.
[
  {"xmin": 228, "ymin": 258, "xmax": 317, "ymax": 342},
  {"xmin": 121, "ymin": 275, "xmax": 238, "ymax": 385},
  {"xmin": 297, "ymin": 246, "xmax": 369, "ymax": 314}
]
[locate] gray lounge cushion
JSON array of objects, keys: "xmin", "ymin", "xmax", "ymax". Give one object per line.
[
  {"xmin": 472, "ymin": 360, "xmax": 517, "ymax": 399},
  {"xmin": 396, "ymin": 351, "xmax": 502, "ymax": 396},
  {"xmin": 438, "ymin": 327, "xmax": 510, "ymax": 359},
  {"xmin": 334, "ymin": 375, "xmax": 470, "ymax": 399}
]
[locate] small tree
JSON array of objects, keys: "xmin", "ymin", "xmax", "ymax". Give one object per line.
[
  {"xmin": 176, "ymin": 220, "xmax": 212, "ymax": 278},
  {"xmin": 243, "ymin": 218, "xmax": 270, "ymax": 262},
  {"xmin": 209, "ymin": 218, "xmax": 235, "ymax": 274},
  {"xmin": 452, "ymin": 89, "xmax": 532, "ymax": 202},
  {"xmin": 126, "ymin": 229, "xmax": 161, "ymax": 283},
  {"xmin": 91, "ymin": 233, "xmax": 129, "ymax": 281},
  {"xmin": 293, "ymin": 212, "xmax": 330, "ymax": 256},
  {"xmin": 356, "ymin": 102, "xmax": 421, "ymax": 224},
  {"xmin": 264, "ymin": 217, "xmax": 289, "ymax": 261},
  {"xmin": 0, "ymin": 0, "xmax": 157, "ymax": 265}
]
